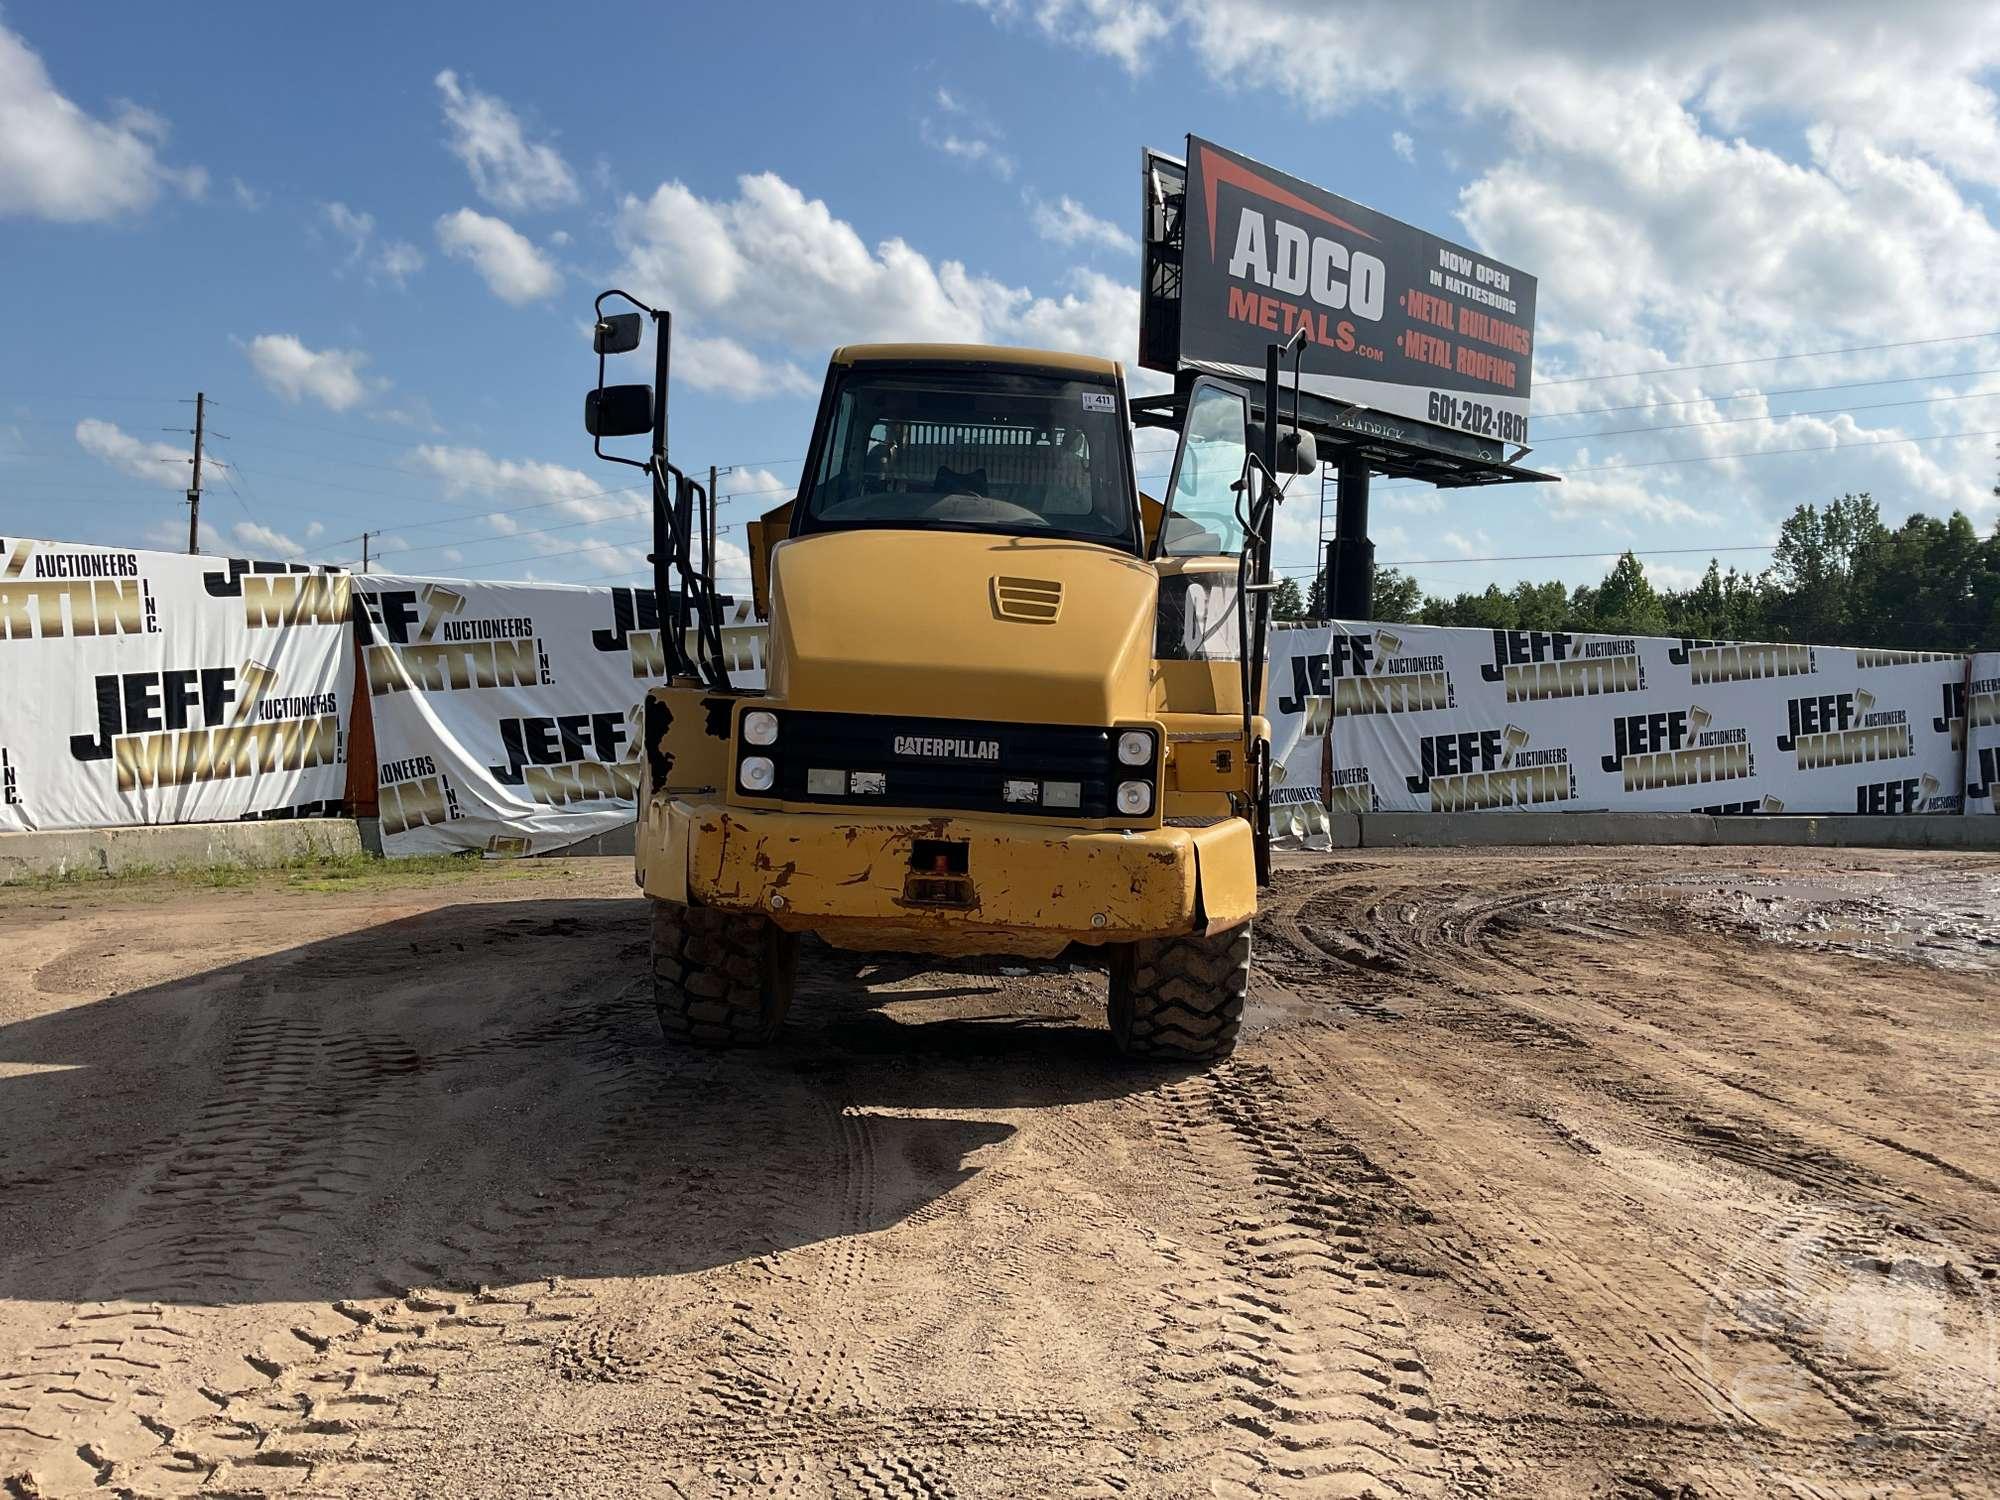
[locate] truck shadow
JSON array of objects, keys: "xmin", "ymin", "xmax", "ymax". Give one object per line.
[{"xmin": 0, "ymin": 896, "xmax": 1173, "ymax": 1314}]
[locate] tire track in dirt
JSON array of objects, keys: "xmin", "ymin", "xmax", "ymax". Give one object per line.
[
  {"xmin": 1, "ymin": 905, "xmax": 673, "ymax": 1496},
  {"xmin": 0, "ymin": 1003, "xmax": 426, "ymax": 1494},
  {"xmin": 1263, "ymin": 859, "xmax": 2000, "ymax": 1490},
  {"xmin": 1279, "ymin": 860, "xmax": 1996, "ymax": 1215},
  {"xmin": 1134, "ymin": 1061, "xmax": 1444, "ymax": 1498},
  {"xmin": 7, "ymin": 855, "xmax": 1995, "ymax": 1497}
]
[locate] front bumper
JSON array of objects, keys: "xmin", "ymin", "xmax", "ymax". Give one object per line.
[{"xmin": 638, "ymin": 798, "xmax": 1254, "ymax": 957}]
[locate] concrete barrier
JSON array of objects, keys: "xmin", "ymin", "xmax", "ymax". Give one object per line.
[
  {"xmin": 6, "ymin": 808, "xmax": 1992, "ymax": 885},
  {"xmin": 0, "ymin": 819, "xmax": 366, "ymax": 884},
  {"xmin": 1350, "ymin": 812, "xmax": 2000, "ymax": 852},
  {"xmin": 535, "ymin": 821, "xmax": 636, "ymax": 858}
]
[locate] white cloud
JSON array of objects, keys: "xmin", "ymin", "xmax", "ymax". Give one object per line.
[
  {"xmin": 712, "ymin": 536, "xmax": 753, "ymax": 587},
  {"xmin": 1171, "ymin": 2, "xmax": 2000, "ymax": 178},
  {"xmin": 722, "ymin": 465, "xmax": 796, "ymax": 508},
  {"xmin": 614, "ymin": 171, "xmax": 1142, "ymax": 367},
  {"xmin": 375, "ymin": 240, "xmax": 425, "ymax": 286},
  {"xmin": 679, "ymin": 335, "xmax": 818, "ymax": 400},
  {"xmin": 321, "ymin": 201, "xmax": 425, "ymax": 286},
  {"xmin": 231, "ymin": 177, "xmax": 265, "ymax": 212},
  {"xmin": 305, "ymin": 520, "xmax": 325, "ymax": 540},
  {"xmin": 975, "ymin": 0, "xmax": 1172, "ymax": 73},
  {"xmin": 405, "ymin": 445, "xmax": 629, "ymax": 527},
  {"xmin": 922, "ymin": 122, "xmax": 1015, "ymax": 180},
  {"xmin": 74, "ymin": 418, "xmax": 227, "ymax": 489},
  {"xmin": 0, "ymin": 25, "xmax": 204, "ymax": 220},
  {"xmin": 146, "ymin": 518, "xmax": 225, "ymax": 554},
  {"xmin": 1382, "ymin": 488, "xmax": 1445, "ymax": 515},
  {"xmin": 1542, "ymin": 470, "xmax": 1722, "ymax": 531},
  {"xmin": 1438, "ymin": 528, "xmax": 1494, "ymax": 559},
  {"xmin": 372, "ymin": 395, "xmax": 444, "ymax": 433},
  {"xmin": 996, "ymin": 0, "xmax": 2000, "ymax": 548},
  {"xmin": 231, "ymin": 521, "xmax": 304, "ymax": 557},
  {"xmin": 1029, "ymin": 193, "xmax": 1136, "ymax": 254},
  {"xmin": 920, "ymin": 84, "xmax": 1015, "ymax": 179},
  {"xmin": 323, "ymin": 200, "xmax": 374, "ymax": 259},
  {"xmin": 434, "ymin": 69, "xmax": 580, "ymax": 212},
  {"xmin": 1391, "ymin": 130, "xmax": 1415, "ymax": 163},
  {"xmin": 436, "ymin": 207, "xmax": 560, "ymax": 303},
  {"xmin": 243, "ymin": 333, "xmax": 377, "ymax": 411},
  {"xmin": 1644, "ymin": 561, "xmax": 1708, "ymax": 591}
]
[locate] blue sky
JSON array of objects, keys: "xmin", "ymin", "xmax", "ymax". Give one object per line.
[{"xmin": 5, "ymin": 1, "xmax": 1999, "ymax": 602}]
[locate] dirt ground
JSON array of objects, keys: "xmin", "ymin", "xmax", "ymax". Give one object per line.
[{"xmin": 1, "ymin": 846, "xmax": 1997, "ymax": 1499}]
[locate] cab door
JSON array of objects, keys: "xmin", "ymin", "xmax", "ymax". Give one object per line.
[{"xmin": 1148, "ymin": 379, "xmax": 1260, "ymax": 819}]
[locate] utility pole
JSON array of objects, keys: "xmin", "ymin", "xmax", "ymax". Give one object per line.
[
  {"xmin": 186, "ymin": 391, "xmax": 206, "ymax": 555},
  {"xmin": 360, "ymin": 531, "xmax": 372, "ymax": 574},
  {"xmin": 707, "ymin": 463, "xmax": 718, "ymax": 580}
]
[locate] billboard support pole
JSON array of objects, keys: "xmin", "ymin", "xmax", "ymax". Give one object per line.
[{"xmin": 1327, "ymin": 455, "xmax": 1374, "ymax": 620}]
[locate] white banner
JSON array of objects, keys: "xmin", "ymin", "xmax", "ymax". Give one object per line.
[
  {"xmin": 1967, "ymin": 652, "xmax": 2000, "ymax": 815},
  {"xmin": 1269, "ymin": 621, "xmax": 1973, "ymax": 836},
  {"xmin": 0, "ymin": 538, "xmax": 353, "ymax": 832},
  {"xmin": 356, "ymin": 577, "xmax": 765, "ymax": 856}
]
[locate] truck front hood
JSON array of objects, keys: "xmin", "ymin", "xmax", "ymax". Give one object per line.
[{"xmin": 765, "ymin": 530, "xmax": 1159, "ymax": 725}]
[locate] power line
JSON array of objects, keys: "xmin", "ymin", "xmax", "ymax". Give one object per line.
[
  {"xmin": 1274, "ymin": 542, "xmax": 1781, "ymax": 576},
  {"xmin": 1530, "ymin": 388, "xmax": 1999, "ymax": 446},
  {"xmin": 1538, "ymin": 330, "xmax": 2000, "ymax": 386},
  {"xmin": 1561, "ymin": 423, "xmax": 2000, "ymax": 476},
  {"xmin": 352, "ymin": 480, "xmax": 787, "ymax": 566},
  {"xmin": 291, "ymin": 484, "xmax": 649, "ymax": 556},
  {"xmin": 366, "ymin": 508, "xmax": 734, "ymax": 565},
  {"xmin": 372, "ymin": 537, "xmax": 650, "ymax": 575},
  {"xmin": 1375, "ymin": 420, "xmax": 2000, "ymax": 497},
  {"xmin": 1534, "ymin": 365, "xmax": 2000, "ymax": 422},
  {"xmin": 358, "ymin": 420, "xmax": 1994, "ymax": 574},
  {"xmin": 0, "ymin": 392, "xmax": 180, "ymax": 404}
]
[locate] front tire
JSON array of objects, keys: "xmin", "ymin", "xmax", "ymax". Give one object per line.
[
  {"xmin": 651, "ymin": 898, "xmax": 798, "ymax": 1047},
  {"xmin": 1107, "ymin": 922, "xmax": 1250, "ymax": 1063}
]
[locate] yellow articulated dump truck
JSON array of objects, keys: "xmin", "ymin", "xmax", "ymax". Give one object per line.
[{"xmin": 583, "ymin": 292, "xmax": 1315, "ymax": 1062}]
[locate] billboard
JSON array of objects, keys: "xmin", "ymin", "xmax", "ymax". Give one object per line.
[{"xmin": 1155, "ymin": 136, "xmax": 1539, "ymax": 447}]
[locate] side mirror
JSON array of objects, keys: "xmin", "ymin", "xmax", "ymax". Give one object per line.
[
  {"xmin": 1247, "ymin": 423, "xmax": 1320, "ymax": 475},
  {"xmin": 594, "ymin": 313, "xmax": 644, "ymax": 355},
  {"xmin": 1282, "ymin": 429, "xmax": 1318, "ymax": 474},
  {"xmin": 586, "ymin": 384, "xmax": 654, "ymax": 438}
]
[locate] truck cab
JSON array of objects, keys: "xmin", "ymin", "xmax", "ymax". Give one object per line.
[{"xmin": 589, "ymin": 308, "xmax": 1282, "ymax": 1062}]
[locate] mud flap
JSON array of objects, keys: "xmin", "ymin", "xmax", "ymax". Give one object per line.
[
  {"xmin": 1190, "ymin": 818, "xmax": 1256, "ymax": 936},
  {"xmin": 638, "ymin": 796, "xmax": 692, "ymax": 904}
]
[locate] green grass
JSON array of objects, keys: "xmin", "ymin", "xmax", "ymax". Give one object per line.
[{"xmin": 4, "ymin": 848, "xmax": 549, "ymax": 894}]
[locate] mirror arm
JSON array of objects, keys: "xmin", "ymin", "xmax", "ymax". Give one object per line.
[{"xmin": 591, "ymin": 290, "xmax": 660, "ymax": 472}]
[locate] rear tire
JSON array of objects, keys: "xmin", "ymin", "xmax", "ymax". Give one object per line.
[
  {"xmin": 1107, "ymin": 922, "xmax": 1250, "ymax": 1063},
  {"xmin": 651, "ymin": 898, "xmax": 797, "ymax": 1047}
]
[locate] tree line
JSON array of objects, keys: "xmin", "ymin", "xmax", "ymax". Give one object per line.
[{"xmin": 1273, "ymin": 494, "xmax": 2000, "ymax": 652}]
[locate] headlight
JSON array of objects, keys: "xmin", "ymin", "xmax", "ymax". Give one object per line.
[
  {"xmin": 743, "ymin": 710, "xmax": 779, "ymax": 746},
  {"xmin": 1116, "ymin": 780, "xmax": 1153, "ymax": 816},
  {"xmin": 1116, "ymin": 729, "xmax": 1155, "ymax": 767},
  {"xmin": 739, "ymin": 755, "xmax": 775, "ymax": 792}
]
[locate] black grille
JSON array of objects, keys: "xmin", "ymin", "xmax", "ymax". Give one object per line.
[{"xmin": 755, "ymin": 711, "xmax": 1129, "ymax": 818}]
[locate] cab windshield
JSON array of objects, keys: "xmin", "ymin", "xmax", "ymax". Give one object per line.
[{"xmin": 800, "ymin": 368, "xmax": 1138, "ymax": 551}]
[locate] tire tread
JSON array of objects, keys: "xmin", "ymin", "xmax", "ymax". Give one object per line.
[
  {"xmin": 651, "ymin": 899, "xmax": 795, "ymax": 1047},
  {"xmin": 1108, "ymin": 922, "xmax": 1250, "ymax": 1063}
]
